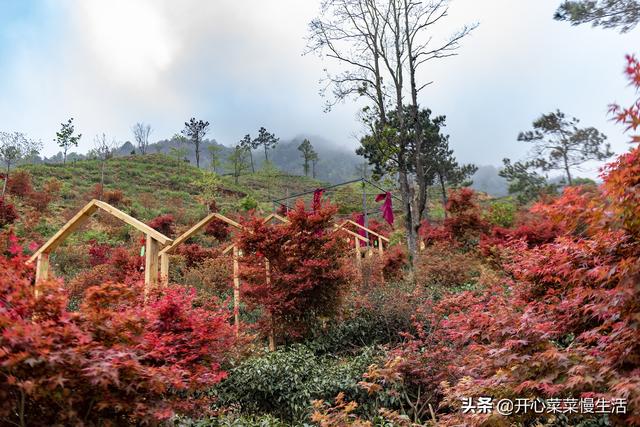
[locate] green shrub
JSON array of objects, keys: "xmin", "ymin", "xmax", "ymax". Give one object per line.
[
  {"xmin": 485, "ymin": 199, "xmax": 516, "ymax": 227},
  {"xmin": 212, "ymin": 345, "xmax": 381, "ymax": 422}
]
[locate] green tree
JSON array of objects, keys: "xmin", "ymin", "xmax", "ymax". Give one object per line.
[
  {"xmin": 239, "ymin": 134, "xmax": 257, "ymax": 172},
  {"xmin": 297, "ymin": 139, "xmax": 318, "ymax": 177},
  {"xmin": 0, "ymin": 132, "xmax": 30, "ymax": 196},
  {"xmin": 555, "ymin": 0, "xmax": 640, "ymax": 32},
  {"xmin": 518, "ymin": 110, "xmax": 612, "ymax": 185},
  {"xmin": 55, "ymin": 118, "xmax": 82, "ymax": 164},
  {"xmin": 228, "ymin": 144, "xmax": 250, "ymax": 184},
  {"xmin": 207, "ymin": 144, "xmax": 223, "ymax": 173},
  {"xmin": 499, "ymin": 158, "xmax": 556, "ymax": 204},
  {"xmin": 253, "ymin": 127, "xmax": 279, "ymax": 163},
  {"xmin": 181, "ymin": 118, "xmax": 210, "ymax": 168},
  {"xmin": 433, "ymin": 138, "xmax": 478, "ymax": 209}
]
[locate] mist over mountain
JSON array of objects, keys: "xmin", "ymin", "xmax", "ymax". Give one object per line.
[{"xmin": 40, "ymin": 135, "xmax": 510, "ymax": 195}]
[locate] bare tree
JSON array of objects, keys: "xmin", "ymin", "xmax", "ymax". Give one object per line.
[
  {"xmin": 307, "ymin": 0, "xmax": 476, "ymax": 265},
  {"xmin": 92, "ymin": 133, "xmax": 118, "ymax": 197},
  {"xmin": 0, "ymin": 132, "xmax": 30, "ymax": 196},
  {"xmin": 132, "ymin": 122, "xmax": 152, "ymax": 155}
]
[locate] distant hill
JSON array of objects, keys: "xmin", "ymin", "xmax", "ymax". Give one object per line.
[{"xmin": 470, "ymin": 165, "xmax": 509, "ymax": 197}]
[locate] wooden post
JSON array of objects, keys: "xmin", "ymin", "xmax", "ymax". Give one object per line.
[
  {"xmin": 266, "ymin": 258, "xmax": 276, "ymax": 351},
  {"xmin": 233, "ymin": 245, "xmax": 241, "ymax": 336},
  {"xmin": 34, "ymin": 253, "xmax": 50, "ymax": 298},
  {"xmin": 354, "ymin": 238, "xmax": 362, "ymax": 267},
  {"xmin": 160, "ymin": 253, "xmax": 169, "ymax": 286},
  {"xmin": 378, "ymin": 240, "xmax": 384, "ymax": 258},
  {"xmin": 144, "ymin": 235, "xmax": 159, "ymax": 293}
]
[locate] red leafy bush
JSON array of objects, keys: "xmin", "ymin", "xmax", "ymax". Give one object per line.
[
  {"xmin": 27, "ymin": 190, "xmax": 52, "ymax": 211},
  {"xmin": 175, "ymin": 243, "xmax": 219, "ymax": 268},
  {"xmin": 6, "ymin": 170, "xmax": 33, "ymax": 197},
  {"xmin": 381, "ymin": 244, "xmax": 406, "ymax": 281},
  {"xmin": 0, "ymin": 197, "xmax": 18, "ymax": 227},
  {"xmin": 237, "ymin": 199, "xmax": 351, "ymax": 342},
  {"xmin": 204, "ymin": 218, "xmax": 230, "ymax": 241},
  {"xmin": 0, "ymin": 253, "xmax": 235, "ymax": 426},
  {"xmin": 147, "ymin": 213, "xmax": 176, "ymax": 237},
  {"xmin": 88, "ymin": 240, "xmax": 111, "ymax": 266}
]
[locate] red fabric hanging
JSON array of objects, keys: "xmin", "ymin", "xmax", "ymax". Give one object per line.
[
  {"xmin": 355, "ymin": 213, "xmax": 367, "ymax": 238},
  {"xmin": 312, "ymin": 188, "xmax": 325, "ymax": 211},
  {"xmin": 375, "ymin": 192, "xmax": 395, "ymax": 226}
]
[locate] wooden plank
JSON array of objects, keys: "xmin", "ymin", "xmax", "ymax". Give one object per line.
[
  {"xmin": 34, "ymin": 253, "xmax": 50, "ymax": 297},
  {"xmin": 144, "ymin": 236, "xmax": 160, "ymax": 291},
  {"xmin": 222, "ymin": 243, "xmax": 235, "ymax": 255},
  {"xmin": 263, "ymin": 213, "xmax": 289, "ymax": 224},
  {"xmin": 333, "ymin": 223, "xmax": 368, "ymax": 243},
  {"xmin": 212, "ymin": 212, "xmax": 244, "ymax": 230},
  {"xmin": 343, "ymin": 219, "xmax": 390, "ymax": 242},
  {"xmin": 159, "ymin": 213, "xmax": 217, "ymax": 255},
  {"xmin": 160, "ymin": 253, "xmax": 169, "ymax": 285},
  {"xmin": 93, "ymin": 200, "xmax": 173, "ymax": 246},
  {"xmin": 28, "ymin": 200, "xmax": 99, "ymax": 263}
]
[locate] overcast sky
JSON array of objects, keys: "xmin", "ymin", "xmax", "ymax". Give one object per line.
[{"xmin": 0, "ymin": 0, "xmax": 637, "ymax": 174}]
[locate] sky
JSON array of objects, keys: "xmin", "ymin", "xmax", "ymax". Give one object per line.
[{"xmin": 0, "ymin": 0, "xmax": 638, "ymax": 175}]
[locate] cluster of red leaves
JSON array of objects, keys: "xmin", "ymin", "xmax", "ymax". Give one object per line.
[
  {"xmin": 237, "ymin": 199, "xmax": 351, "ymax": 341},
  {"xmin": 0, "ymin": 197, "xmax": 18, "ymax": 227},
  {"xmin": 419, "ymin": 188, "xmax": 488, "ymax": 248},
  {"xmin": 609, "ymin": 54, "xmax": 640, "ymax": 142},
  {"xmin": 175, "ymin": 243, "xmax": 220, "ymax": 268},
  {"xmin": 147, "ymin": 213, "xmax": 176, "ymax": 238},
  {"xmin": 381, "ymin": 244, "xmax": 406, "ymax": 281},
  {"xmin": 0, "ymin": 251, "xmax": 235, "ymax": 426},
  {"xmin": 204, "ymin": 218, "xmax": 230, "ymax": 241},
  {"xmin": 68, "ymin": 246, "xmax": 143, "ymax": 300},
  {"xmin": 6, "ymin": 171, "xmax": 55, "ymax": 211},
  {"xmin": 384, "ymin": 60, "xmax": 640, "ymax": 425}
]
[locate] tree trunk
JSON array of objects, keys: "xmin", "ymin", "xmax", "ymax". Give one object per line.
[
  {"xmin": 399, "ymin": 171, "xmax": 417, "ymax": 265},
  {"xmin": 195, "ymin": 140, "xmax": 200, "ymax": 168},
  {"xmin": 563, "ymin": 153, "xmax": 573, "ymax": 185},
  {"xmin": 438, "ymin": 171, "xmax": 447, "ymax": 218},
  {"xmin": 2, "ymin": 164, "xmax": 9, "ymax": 196},
  {"xmin": 249, "ymin": 151, "xmax": 255, "ymax": 173},
  {"xmin": 264, "ymin": 145, "xmax": 269, "ymax": 163}
]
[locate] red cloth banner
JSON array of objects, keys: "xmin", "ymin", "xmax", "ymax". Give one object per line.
[{"xmin": 375, "ymin": 192, "xmax": 394, "ymax": 226}]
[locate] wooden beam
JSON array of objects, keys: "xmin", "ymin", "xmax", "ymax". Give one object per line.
[
  {"xmin": 159, "ymin": 213, "xmax": 217, "ymax": 255},
  {"xmin": 222, "ymin": 243, "xmax": 235, "ymax": 255},
  {"xmin": 212, "ymin": 212, "xmax": 244, "ymax": 230},
  {"xmin": 28, "ymin": 200, "xmax": 99, "ymax": 263},
  {"xmin": 144, "ymin": 236, "xmax": 160, "ymax": 292},
  {"xmin": 333, "ymin": 223, "xmax": 368, "ymax": 243},
  {"xmin": 93, "ymin": 200, "xmax": 172, "ymax": 246},
  {"xmin": 263, "ymin": 213, "xmax": 289, "ymax": 224},
  {"xmin": 343, "ymin": 219, "xmax": 390, "ymax": 242},
  {"xmin": 34, "ymin": 253, "xmax": 50, "ymax": 297},
  {"xmin": 160, "ymin": 253, "xmax": 169, "ymax": 285}
]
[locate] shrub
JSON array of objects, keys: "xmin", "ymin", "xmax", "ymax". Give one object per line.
[
  {"xmin": 0, "ymin": 253, "xmax": 236, "ymax": 426},
  {"xmin": 204, "ymin": 218, "xmax": 230, "ymax": 241},
  {"xmin": 0, "ymin": 197, "xmax": 18, "ymax": 227},
  {"xmin": 213, "ymin": 345, "xmax": 380, "ymax": 422},
  {"xmin": 6, "ymin": 170, "xmax": 33, "ymax": 197},
  {"xmin": 381, "ymin": 245, "xmax": 406, "ymax": 281},
  {"xmin": 103, "ymin": 189, "xmax": 125, "ymax": 205},
  {"xmin": 415, "ymin": 243, "xmax": 480, "ymax": 295},
  {"xmin": 148, "ymin": 213, "xmax": 176, "ymax": 237},
  {"xmin": 485, "ymin": 199, "xmax": 516, "ymax": 227},
  {"xmin": 237, "ymin": 200, "xmax": 351, "ymax": 343},
  {"xmin": 27, "ymin": 190, "xmax": 52, "ymax": 211}
]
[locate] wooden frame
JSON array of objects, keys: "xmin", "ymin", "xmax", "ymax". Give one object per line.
[
  {"xmin": 338, "ymin": 219, "xmax": 389, "ymax": 258},
  {"xmin": 27, "ymin": 199, "xmax": 173, "ymax": 295}
]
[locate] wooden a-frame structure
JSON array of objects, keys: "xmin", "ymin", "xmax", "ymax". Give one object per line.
[
  {"xmin": 27, "ymin": 199, "xmax": 173, "ymax": 295},
  {"xmin": 338, "ymin": 219, "xmax": 390, "ymax": 259}
]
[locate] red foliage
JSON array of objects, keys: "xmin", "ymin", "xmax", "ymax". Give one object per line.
[
  {"xmin": 386, "ymin": 60, "xmax": 640, "ymax": 426},
  {"xmin": 609, "ymin": 54, "xmax": 640, "ymax": 142},
  {"xmin": 27, "ymin": 190, "xmax": 52, "ymax": 211},
  {"xmin": 204, "ymin": 218, "xmax": 230, "ymax": 241},
  {"xmin": 381, "ymin": 244, "xmax": 406, "ymax": 281},
  {"xmin": 419, "ymin": 188, "xmax": 488, "ymax": 248},
  {"xmin": 147, "ymin": 214, "xmax": 176, "ymax": 237},
  {"xmin": 0, "ymin": 250, "xmax": 235, "ymax": 425},
  {"xmin": 0, "ymin": 197, "xmax": 18, "ymax": 227},
  {"xmin": 175, "ymin": 243, "xmax": 218, "ymax": 268},
  {"xmin": 237, "ymin": 199, "xmax": 351, "ymax": 341},
  {"xmin": 88, "ymin": 240, "xmax": 111, "ymax": 266},
  {"xmin": 7, "ymin": 170, "xmax": 33, "ymax": 197}
]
